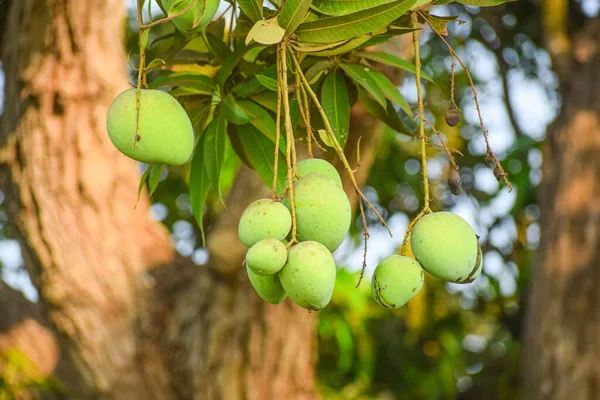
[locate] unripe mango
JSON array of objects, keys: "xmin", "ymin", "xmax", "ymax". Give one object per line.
[
  {"xmin": 246, "ymin": 238, "xmax": 288, "ymax": 275},
  {"xmin": 284, "ymin": 173, "xmax": 351, "ymax": 252},
  {"xmin": 279, "ymin": 241, "xmax": 336, "ymax": 311},
  {"xmin": 158, "ymin": 0, "xmax": 219, "ymax": 35},
  {"xmin": 410, "ymin": 212, "xmax": 482, "ymax": 283},
  {"xmin": 247, "ymin": 266, "xmax": 287, "ymax": 304},
  {"xmin": 106, "ymin": 88, "xmax": 194, "ymax": 166},
  {"xmin": 296, "ymin": 158, "xmax": 342, "ymax": 187},
  {"xmin": 238, "ymin": 199, "xmax": 292, "ymax": 248},
  {"xmin": 372, "ymin": 255, "xmax": 424, "ymax": 309}
]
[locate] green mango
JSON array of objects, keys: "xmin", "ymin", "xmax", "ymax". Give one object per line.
[
  {"xmin": 284, "ymin": 173, "xmax": 350, "ymax": 252},
  {"xmin": 279, "ymin": 241, "xmax": 336, "ymax": 311},
  {"xmin": 296, "ymin": 158, "xmax": 342, "ymax": 187},
  {"xmin": 106, "ymin": 88, "xmax": 194, "ymax": 166},
  {"xmin": 247, "ymin": 266, "xmax": 287, "ymax": 304},
  {"xmin": 372, "ymin": 255, "xmax": 424, "ymax": 309},
  {"xmin": 246, "ymin": 238, "xmax": 288, "ymax": 275},
  {"xmin": 410, "ymin": 212, "xmax": 482, "ymax": 284},
  {"xmin": 238, "ymin": 199, "xmax": 292, "ymax": 248}
]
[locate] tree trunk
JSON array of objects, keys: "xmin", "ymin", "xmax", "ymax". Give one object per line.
[
  {"xmin": 0, "ymin": 1, "xmax": 317, "ymax": 398},
  {"xmin": 524, "ymin": 17, "xmax": 600, "ymax": 400}
]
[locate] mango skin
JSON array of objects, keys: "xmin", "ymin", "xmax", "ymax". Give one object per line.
[
  {"xmin": 246, "ymin": 238, "xmax": 288, "ymax": 275},
  {"xmin": 284, "ymin": 173, "xmax": 351, "ymax": 252},
  {"xmin": 410, "ymin": 212, "xmax": 482, "ymax": 283},
  {"xmin": 279, "ymin": 241, "xmax": 336, "ymax": 311},
  {"xmin": 106, "ymin": 89, "xmax": 194, "ymax": 166},
  {"xmin": 158, "ymin": 0, "xmax": 219, "ymax": 35},
  {"xmin": 296, "ymin": 158, "xmax": 342, "ymax": 187},
  {"xmin": 372, "ymin": 255, "xmax": 424, "ymax": 309},
  {"xmin": 247, "ymin": 266, "xmax": 287, "ymax": 304},
  {"xmin": 238, "ymin": 199, "xmax": 292, "ymax": 248}
]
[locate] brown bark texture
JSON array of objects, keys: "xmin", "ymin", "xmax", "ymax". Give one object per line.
[
  {"xmin": 524, "ymin": 17, "xmax": 600, "ymax": 400},
  {"xmin": 0, "ymin": 1, "xmax": 318, "ymax": 398}
]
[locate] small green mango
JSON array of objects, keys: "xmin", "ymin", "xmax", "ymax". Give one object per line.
[
  {"xmin": 279, "ymin": 241, "xmax": 336, "ymax": 311},
  {"xmin": 246, "ymin": 238, "xmax": 288, "ymax": 275},
  {"xmin": 410, "ymin": 212, "xmax": 482, "ymax": 283},
  {"xmin": 106, "ymin": 88, "xmax": 194, "ymax": 166},
  {"xmin": 247, "ymin": 266, "xmax": 287, "ymax": 304},
  {"xmin": 284, "ymin": 173, "xmax": 351, "ymax": 252},
  {"xmin": 372, "ymin": 255, "xmax": 424, "ymax": 309},
  {"xmin": 158, "ymin": 0, "xmax": 220, "ymax": 35},
  {"xmin": 238, "ymin": 199, "xmax": 292, "ymax": 248},
  {"xmin": 296, "ymin": 158, "xmax": 342, "ymax": 187}
]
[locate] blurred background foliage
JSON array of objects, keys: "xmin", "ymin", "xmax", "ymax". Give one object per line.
[{"xmin": 0, "ymin": 0, "xmax": 584, "ymax": 397}]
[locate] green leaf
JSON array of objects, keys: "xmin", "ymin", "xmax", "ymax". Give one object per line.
[
  {"xmin": 215, "ymin": 44, "xmax": 254, "ymax": 88},
  {"xmin": 255, "ymin": 74, "xmax": 279, "ymax": 91},
  {"xmin": 456, "ymin": 0, "xmax": 516, "ymax": 6},
  {"xmin": 312, "ymin": 34, "xmax": 372, "ymax": 56},
  {"xmin": 148, "ymin": 164, "xmax": 165, "ymax": 197},
  {"xmin": 204, "ymin": 32, "xmax": 232, "ymax": 62},
  {"xmin": 367, "ymin": 68, "xmax": 413, "ymax": 116},
  {"xmin": 318, "ymin": 129, "xmax": 334, "ymax": 147},
  {"xmin": 279, "ymin": 0, "xmax": 313, "ymax": 34},
  {"xmin": 292, "ymin": 40, "xmax": 348, "ymax": 52},
  {"xmin": 135, "ymin": 164, "xmax": 152, "ymax": 207},
  {"xmin": 249, "ymin": 91, "xmax": 303, "ymax": 129},
  {"xmin": 419, "ymin": 14, "xmax": 460, "ymax": 35},
  {"xmin": 203, "ymin": 113, "xmax": 228, "ymax": 202},
  {"xmin": 340, "ymin": 63, "xmax": 386, "ymax": 108},
  {"xmin": 237, "ymin": 123, "xmax": 287, "ymax": 193},
  {"xmin": 189, "ymin": 137, "xmax": 210, "ymax": 246},
  {"xmin": 311, "ymin": 0, "xmax": 396, "ymax": 16},
  {"xmin": 149, "ymin": 72, "xmax": 216, "ymax": 95},
  {"xmin": 168, "ymin": 0, "xmax": 189, "ymax": 17},
  {"xmin": 238, "ymin": 0, "xmax": 263, "ymax": 22},
  {"xmin": 237, "ymin": 99, "xmax": 287, "ymax": 152},
  {"xmin": 321, "ymin": 70, "xmax": 350, "ymax": 148},
  {"xmin": 305, "ymin": 60, "xmax": 333, "ymax": 82},
  {"xmin": 245, "ymin": 18, "xmax": 286, "ymax": 45},
  {"xmin": 295, "ymin": 0, "xmax": 417, "ymax": 43},
  {"xmin": 357, "ymin": 88, "xmax": 415, "ymax": 135},
  {"xmin": 232, "ymin": 65, "xmax": 278, "ymax": 97},
  {"xmin": 354, "ymin": 51, "xmax": 434, "ymax": 82},
  {"xmin": 141, "ymin": 29, "xmax": 150, "ymax": 49},
  {"xmin": 222, "ymin": 93, "xmax": 252, "ymax": 125},
  {"xmin": 145, "ymin": 58, "xmax": 165, "ymax": 70},
  {"xmin": 308, "ymin": 69, "xmax": 327, "ymax": 84}
]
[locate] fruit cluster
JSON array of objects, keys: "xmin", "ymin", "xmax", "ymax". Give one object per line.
[
  {"xmin": 372, "ymin": 212, "xmax": 483, "ymax": 309},
  {"xmin": 238, "ymin": 159, "xmax": 351, "ymax": 311}
]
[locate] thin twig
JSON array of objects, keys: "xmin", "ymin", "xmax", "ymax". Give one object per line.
[
  {"xmin": 272, "ymin": 50, "xmax": 283, "ymax": 199},
  {"xmin": 295, "ymin": 74, "xmax": 315, "ymax": 158},
  {"xmin": 424, "ymin": 118, "xmax": 459, "ymax": 170},
  {"xmin": 355, "ymin": 199, "xmax": 370, "ymax": 288},
  {"xmin": 419, "ymin": 11, "xmax": 512, "ymax": 191},
  {"xmin": 134, "ymin": 0, "xmax": 146, "ymax": 150}
]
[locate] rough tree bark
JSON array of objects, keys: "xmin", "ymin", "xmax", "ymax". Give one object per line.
[
  {"xmin": 0, "ymin": 1, "xmax": 388, "ymax": 398},
  {"xmin": 524, "ymin": 17, "xmax": 600, "ymax": 400}
]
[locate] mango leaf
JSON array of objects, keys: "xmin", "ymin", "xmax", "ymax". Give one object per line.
[
  {"xmin": 237, "ymin": 99, "xmax": 287, "ymax": 152},
  {"xmin": 245, "ymin": 18, "xmax": 286, "ymax": 45},
  {"xmin": 204, "ymin": 32, "xmax": 232, "ymax": 62},
  {"xmin": 168, "ymin": 0, "xmax": 189, "ymax": 17},
  {"xmin": 456, "ymin": 0, "xmax": 516, "ymax": 6},
  {"xmin": 419, "ymin": 13, "xmax": 460, "ymax": 36},
  {"xmin": 311, "ymin": 0, "xmax": 396, "ymax": 16},
  {"xmin": 238, "ymin": 0, "xmax": 263, "ymax": 22},
  {"xmin": 237, "ymin": 123, "xmax": 287, "ymax": 193},
  {"xmin": 189, "ymin": 137, "xmax": 210, "ymax": 246},
  {"xmin": 215, "ymin": 44, "xmax": 254, "ymax": 88},
  {"xmin": 148, "ymin": 164, "xmax": 165, "ymax": 197},
  {"xmin": 305, "ymin": 60, "xmax": 333, "ymax": 82},
  {"xmin": 145, "ymin": 58, "xmax": 166, "ymax": 70},
  {"xmin": 367, "ymin": 68, "xmax": 413, "ymax": 116},
  {"xmin": 321, "ymin": 70, "xmax": 350, "ymax": 148},
  {"xmin": 340, "ymin": 63, "xmax": 386, "ymax": 108},
  {"xmin": 203, "ymin": 113, "xmax": 228, "ymax": 202},
  {"xmin": 308, "ymin": 69, "xmax": 327, "ymax": 84},
  {"xmin": 312, "ymin": 34, "xmax": 372, "ymax": 57},
  {"xmin": 232, "ymin": 65, "xmax": 278, "ymax": 97},
  {"xmin": 358, "ymin": 88, "xmax": 416, "ymax": 135},
  {"xmin": 318, "ymin": 129, "xmax": 334, "ymax": 147},
  {"xmin": 249, "ymin": 91, "xmax": 303, "ymax": 130},
  {"xmin": 292, "ymin": 40, "xmax": 348, "ymax": 52},
  {"xmin": 222, "ymin": 93, "xmax": 252, "ymax": 125},
  {"xmin": 354, "ymin": 51, "xmax": 434, "ymax": 82},
  {"xmin": 279, "ymin": 0, "xmax": 313, "ymax": 34},
  {"xmin": 149, "ymin": 72, "xmax": 217, "ymax": 95},
  {"xmin": 255, "ymin": 74, "xmax": 279, "ymax": 91},
  {"xmin": 135, "ymin": 164, "xmax": 152, "ymax": 207},
  {"xmin": 141, "ymin": 29, "xmax": 150, "ymax": 49},
  {"xmin": 295, "ymin": 0, "xmax": 417, "ymax": 43}
]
